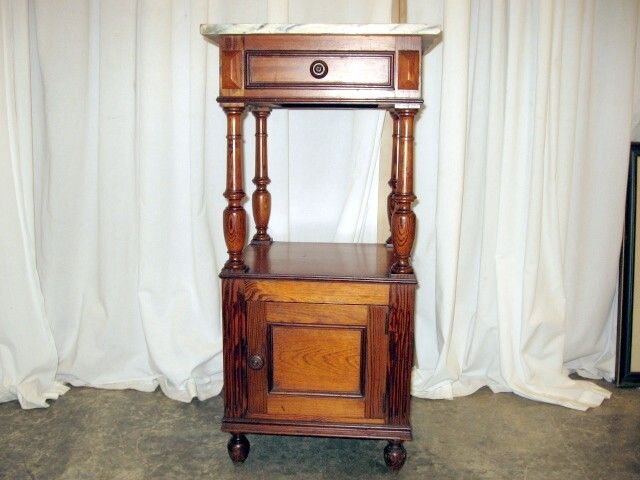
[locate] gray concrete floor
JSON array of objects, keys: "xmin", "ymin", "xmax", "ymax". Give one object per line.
[{"xmin": 1, "ymin": 381, "xmax": 638, "ymax": 480}]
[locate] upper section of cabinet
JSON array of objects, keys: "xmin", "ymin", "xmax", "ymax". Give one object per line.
[{"xmin": 201, "ymin": 24, "xmax": 442, "ymax": 109}]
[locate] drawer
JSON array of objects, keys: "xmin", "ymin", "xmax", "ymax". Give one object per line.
[
  {"xmin": 217, "ymin": 34, "xmax": 423, "ymax": 106},
  {"xmin": 245, "ymin": 51, "xmax": 394, "ymax": 89}
]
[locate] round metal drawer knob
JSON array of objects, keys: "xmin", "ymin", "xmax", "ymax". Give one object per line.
[
  {"xmin": 248, "ymin": 354, "xmax": 264, "ymax": 370},
  {"xmin": 310, "ymin": 60, "xmax": 328, "ymax": 79}
]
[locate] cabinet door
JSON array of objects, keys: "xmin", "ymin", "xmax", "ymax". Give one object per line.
[{"xmin": 246, "ymin": 301, "xmax": 388, "ymax": 423}]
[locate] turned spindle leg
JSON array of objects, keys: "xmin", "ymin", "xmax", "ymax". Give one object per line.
[
  {"xmin": 251, "ymin": 108, "xmax": 272, "ymax": 244},
  {"xmin": 223, "ymin": 106, "xmax": 247, "ymax": 271},
  {"xmin": 383, "ymin": 440, "xmax": 407, "ymax": 471},
  {"xmin": 386, "ymin": 111, "xmax": 400, "ymax": 247},
  {"xmin": 390, "ymin": 109, "xmax": 417, "ymax": 274},
  {"xmin": 227, "ymin": 433, "xmax": 250, "ymax": 463}
]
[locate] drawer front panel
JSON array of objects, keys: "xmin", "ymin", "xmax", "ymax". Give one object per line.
[{"xmin": 245, "ymin": 51, "xmax": 394, "ymax": 89}]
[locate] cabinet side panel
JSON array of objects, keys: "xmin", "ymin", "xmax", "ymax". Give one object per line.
[
  {"xmin": 387, "ymin": 284, "xmax": 415, "ymax": 425},
  {"xmin": 366, "ymin": 306, "xmax": 388, "ymax": 419},
  {"xmin": 222, "ymin": 279, "xmax": 247, "ymax": 418}
]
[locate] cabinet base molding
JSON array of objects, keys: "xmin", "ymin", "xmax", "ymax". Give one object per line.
[{"xmin": 222, "ymin": 417, "xmax": 412, "ymax": 440}]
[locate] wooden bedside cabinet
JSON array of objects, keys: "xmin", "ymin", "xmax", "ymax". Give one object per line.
[{"xmin": 201, "ymin": 23, "xmax": 441, "ymax": 472}]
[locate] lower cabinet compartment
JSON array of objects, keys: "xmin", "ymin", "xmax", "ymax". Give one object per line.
[
  {"xmin": 221, "ymin": 271, "xmax": 416, "ymax": 450},
  {"xmin": 245, "ymin": 299, "xmax": 388, "ymax": 424}
]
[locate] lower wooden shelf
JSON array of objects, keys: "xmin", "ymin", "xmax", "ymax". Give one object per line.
[{"xmin": 220, "ymin": 242, "xmax": 416, "ymax": 470}]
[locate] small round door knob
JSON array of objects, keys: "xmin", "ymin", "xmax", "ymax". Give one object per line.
[
  {"xmin": 310, "ymin": 60, "xmax": 328, "ymax": 79},
  {"xmin": 248, "ymin": 354, "xmax": 264, "ymax": 370}
]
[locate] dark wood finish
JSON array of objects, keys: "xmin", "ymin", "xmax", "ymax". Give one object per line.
[
  {"xmin": 383, "ymin": 440, "xmax": 407, "ymax": 471},
  {"xmin": 227, "ymin": 433, "xmax": 250, "ymax": 463},
  {"xmin": 251, "ymin": 108, "xmax": 272, "ymax": 244},
  {"xmin": 222, "ymin": 106, "xmax": 248, "ymax": 271},
  {"xmin": 214, "ymin": 30, "xmax": 429, "ymax": 471},
  {"xmin": 221, "ymin": 256, "xmax": 416, "ymax": 436},
  {"xmin": 246, "ymin": 301, "xmax": 267, "ymax": 414},
  {"xmin": 386, "ymin": 111, "xmax": 400, "ymax": 246},
  {"xmin": 391, "ymin": 109, "xmax": 417, "ymax": 274},
  {"xmin": 366, "ymin": 306, "xmax": 388, "ymax": 419},
  {"xmin": 222, "ymin": 279, "xmax": 247, "ymax": 418},
  {"xmin": 221, "ymin": 241, "xmax": 415, "ymax": 284},
  {"xmin": 222, "ymin": 417, "xmax": 411, "ymax": 440},
  {"xmin": 617, "ymin": 142, "xmax": 640, "ymax": 386},
  {"xmin": 387, "ymin": 284, "xmax": 415, "ymax": 425}
]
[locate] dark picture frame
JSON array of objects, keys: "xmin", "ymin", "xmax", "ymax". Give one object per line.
[{"xmin": 617, "ymin": 142, "xmax": 640, "ymax": 386}]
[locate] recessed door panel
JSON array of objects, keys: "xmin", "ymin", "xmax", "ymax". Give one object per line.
[
  {"xmin": 270, "ymin": 324, "xmax": 364, "ymax": 395},
  {"xmin": 245, "ymin": 297, "xmax": 388, "ymax": 423}
]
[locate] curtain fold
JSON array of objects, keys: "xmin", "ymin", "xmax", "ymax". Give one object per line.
[
  {"xmin": 27, "ymin": 0, "xmax": 228, "ymax": 401},
  {"xmin": 1, "ymin": 0, "xmax": 391, "ymax": 408},
  {"xmin": 0, "ymin": 0, "xmax": 67, "ymax": 408},
  {"xmin": 2, "ymin": 0, "xmax": 639, "ymax": 411},
  {"xmin": 410, "ymin": 0, "xmax": 639, "ymax": 410}
]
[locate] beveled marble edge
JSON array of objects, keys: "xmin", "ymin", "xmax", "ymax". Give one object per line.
[{"xmin": 200, "ymin": 23, "xmax": 441, "ymax": 37}]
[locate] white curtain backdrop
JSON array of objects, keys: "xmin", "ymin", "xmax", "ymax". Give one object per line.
[
  {"xmin": 0, "ymin": 0, "xmax": 67, "ymax": 407},
  {"xmin": 0, "ymin": 0, "xmax": 388, "ymax": 409},
  {"xmin": 1, "ymin": 0, "xmax": 639, "ymax": 411},
  {"xmin": 409, "ymin": 0, "xmax": 639, "ymax": 410}
]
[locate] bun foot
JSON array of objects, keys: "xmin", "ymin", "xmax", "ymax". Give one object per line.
[
  {"xmin": 383, "ymin": 440, "xmax": 406, "ymax": 472},
  {"xmin": 227, "ymin": 433, "xmax": 250, "ymax": 463}
]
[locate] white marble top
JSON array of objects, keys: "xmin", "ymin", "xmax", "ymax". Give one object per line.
[
  {"xmin": 200, "ymin": 23, "xmax": 440, "ymax": 36},
  {"xmin": 200, "ymin": 23, "xmax": 441, "ymax": 51}
]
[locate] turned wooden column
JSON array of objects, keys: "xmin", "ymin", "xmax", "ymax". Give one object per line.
[
  {"xmin": 390, "ymin": 109, "xmax": 417, "ymax": 274},
  {"xmin": 223, "ymin": 106, "xmax": 247, "ymax": 271},
  {"xmin": 251, "ymin": 108, "xmax": 272, "ymax": 244},
  {"xmin": 386, "ymin": 111, "xmax": 401, "ymax": 247}
]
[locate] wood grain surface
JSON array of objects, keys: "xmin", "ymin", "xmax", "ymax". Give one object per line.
[
  {"xmin": 265, "ymin": 302, "xmax": 368, "ymax": 326},
  {"xmin": 220, "ymin": 242, "xmax": 416, "ymax": 284},
  {"xmin": 270, "ymin": 324, "xmax": 363, "ymax": 395},
  {"xmin": 251, "ymin": 108, "xmax": 272, "ymax": 244},
  {"xmin": 244, "ymin": 279, "xmax": 390, "ymax": 304},
  {"xmin": 218, "ymin": 34, "xmax": 424, "ymax": 107},
  {"xmin": 216, "ymin": 31, "xmax": 425, "ymax": 468}
]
